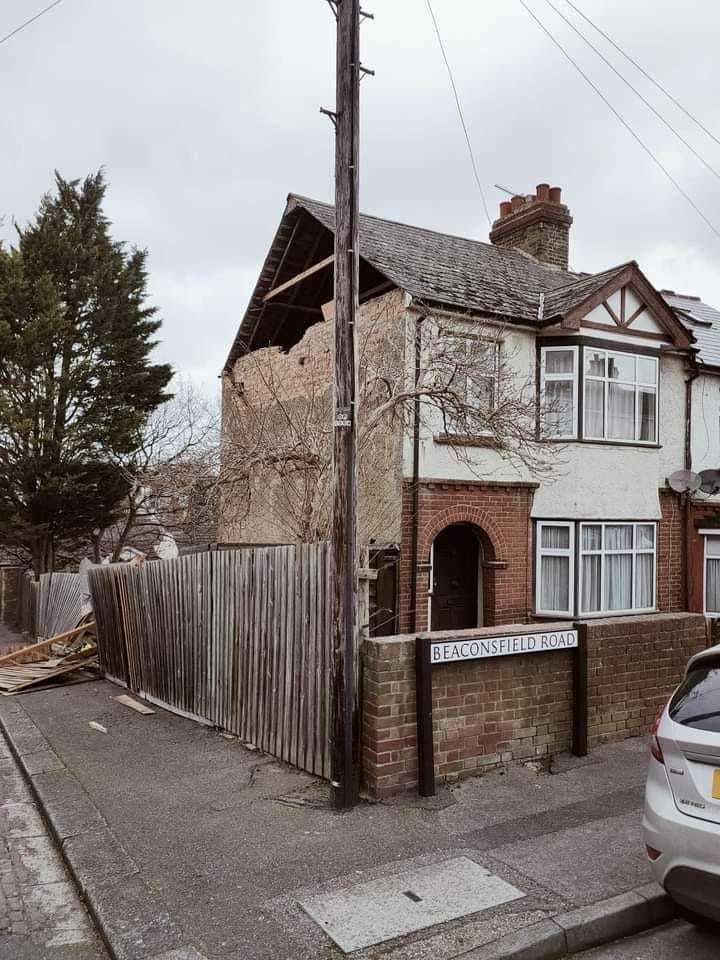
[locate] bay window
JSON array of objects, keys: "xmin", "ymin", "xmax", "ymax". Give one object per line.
[
  {"xmin": 583, "ymin": 349, "xmax": 658, "ymax": 443},
  {"xmin": 536, "ymin": 520, "xmax": 657, "ymax": 618},
  {"xmin": 579, "ymin": 523, "xmax": 656, "ymax": 614},
  {"xmin": 704, "ymin": 534, "xmax": 720, "ymax": 616},
  {"xmin": 536, "ymin": 522, "xmax": 574, "ymax": 616},
  {"xmin": 540, "ymin": 347, "xmax": 578, "ymax": 439},
  {"xmin": 539, "ymin": 344, "xmax": 659, "ymax": 444}
]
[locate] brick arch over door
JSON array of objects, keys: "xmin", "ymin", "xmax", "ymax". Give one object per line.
[
  {"xmin": 423, "ymin": 514, "xmax": 502, "ymax": 630},
  {"xmin": 419, "ymin": 507, "xmax": 506, "ymax": 563}
]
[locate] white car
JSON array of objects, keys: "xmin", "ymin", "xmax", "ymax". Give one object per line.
[{"xmin": 643, "ymin": 643, "xmax": 720, "ymax": 925}]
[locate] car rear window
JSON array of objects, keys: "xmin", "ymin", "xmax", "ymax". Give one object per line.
[{"xmin": 670, "ymin": 665, "xmax": 720, "ymax": 732}]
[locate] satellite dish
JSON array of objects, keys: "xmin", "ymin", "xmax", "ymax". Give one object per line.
[
  {"xmin": 668, "ymin": 469, "xmax": 702, "ymax": 494},
  {"xmin": 699, "ymin": 469, "xmax": 720, "ymax": 496}
]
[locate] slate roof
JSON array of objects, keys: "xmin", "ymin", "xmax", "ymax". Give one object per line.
[
  {"xmin": 292, "ymin": 195, "xmax": 577, "ymax": 323},
  {"xmin": 226, "ymin": 194, "xmax": 697, "ymax": 368},
  {"xmin": 663, "ymin": 292, "xmax": 720, "ymax": 368}
]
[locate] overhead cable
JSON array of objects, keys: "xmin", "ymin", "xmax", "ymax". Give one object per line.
[
  {"xmin": 0, "ymin": 0, "xmax": 65, "ymax": 48},
  {"xmin": 562, "ymin": 0, "xmax": 720, "ymax": 150},
  {"xmin": 518, "ymin": 0, "xmax": 720, "ymax": 241},
  {"xmin": 541, "ymin": 0, "xmax": 720, "ymax": 182},
  {"xmin": 424, "ymin": 0, "xmax": 492, "ymax": 225}
]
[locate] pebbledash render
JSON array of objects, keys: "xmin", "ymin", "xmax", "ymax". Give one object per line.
[{"xmin": 220, "ymin": 184, "xmax": 720, "ymax": 634}]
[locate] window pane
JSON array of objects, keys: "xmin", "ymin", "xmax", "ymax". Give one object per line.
[
  {"xmin": 581, "ymin": 555, "xmax": 602, "ymax": 612},
  {"xmin": 708, "ymin": 558, "xmax": 720, "ymax": 612},
  {"xmin": 585, "ymin": 350, "xmax": 606, "ymax": 377},
  {"xmin": 545, "ymin": 349, "xmax": 575, "ymax": 375},
  {"xmin": 606, "ymin": 525, "xmax": 633, "ymax": 550},
  {"xmin": 707, "ymin": 537, "xmax": 720, "ymax": 558},
  {"xmin": 636, "ymin": 525, "xmax": 655, "ymax": 549},
  {"xmin": 608, "ymin": 382, "xmax": 635, "ymax": 439},
  {"xmin": 605, "ymin": 554, "xmax": 633, "ymax": 610},
  {"xmin": 540, "ymin": 555, "xmax": 570, "ymax": 611},
  {"xmin": 582, "ymin": 525, "xmax": 602, "ymax": 550},
  {"xmin": 468, "ymin": 372, "xmax": 494, "ymax": 412},
  {"xmin": 541, "ymin": 525, "xmax": 570, "ymax": 550},
  {"xmin": 608, "ymin": 353, "xmax": 635, "ymax": 381},
  {"xmin": 584, "ymin": 379, "xmax": 605, "ymax": 436},
  {"xmin": 670, "ymin": 667, "xmax": 720, "ymax": 732},
  {"xmin": 639, "ymin": 387, "xmax": 656, "ymax": 442},
  {"xmin": 637, "ymin": 356, "xmax": 657, "ymax": 385},
  {"xmin": 544, "ymin": 380, "xmax": 574, "ymax": 437},
  {"xmin": 635, "ymin": 553, "xmax": 654, "ymax": 608}
]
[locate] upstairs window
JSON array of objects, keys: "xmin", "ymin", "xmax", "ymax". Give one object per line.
[
  {"xmin": 439, "ymin": 334, "xmax": 499, "ymax": 436},
  {"xmin": 583, "ymin": 349, "xmax": 658, "ymax": 443},
  {"xmin": 540, "ymin": 346, "xmax": 578, "ymax": 439},
  {"xmin": 704, "ymin": 534, "xmax": 720, "ymax": 617}
]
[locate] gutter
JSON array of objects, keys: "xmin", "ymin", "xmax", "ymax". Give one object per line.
[{"xmin": 684, "ymin": 359, "xmax": 701, "ymax": 611}]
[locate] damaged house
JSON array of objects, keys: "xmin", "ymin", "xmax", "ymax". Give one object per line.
[{"xmin": 220, "ymin": 185, "xmax": 720, "ymax": 636}]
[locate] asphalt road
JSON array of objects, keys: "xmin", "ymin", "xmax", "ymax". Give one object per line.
[{"xmin": 580, "ymin": 920, "xmax": 719, "ymax": 958}]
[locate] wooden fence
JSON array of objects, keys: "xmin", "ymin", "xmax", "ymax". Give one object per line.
[
  {"xmin": 36, "ymin": 572, "xmax": 84, "ymax": 639},
  {"xmin": 87, "ymin": 544, "xmax": 333, "ymax": 778},
  {"xmin": 15, "ymin": 572, "xmax": 38, "ymax": 637}
]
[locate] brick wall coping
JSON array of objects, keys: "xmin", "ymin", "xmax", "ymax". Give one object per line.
[
  {"xmin": 411, "ymin": 479, "xmax": 540, "ymax": 490},
  {"xmin": 365, "ymin": 612, "xmax": 707, "ymax": 657}
]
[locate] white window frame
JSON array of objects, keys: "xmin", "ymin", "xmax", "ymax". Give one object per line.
[
  {"xmin": 582, "ymin": 348, "xmax": 659, "ymax": 445},
  {"xmin": 540, "ymin": 345, "xmax": 579, "ymax": 439},
  {"xmin": 438, "ymin": 331, "xmax": 500, "ymax": 437},
  {"xmin": 701, "ymin": 531, "xmax": 720, "ymax": 617},
  {"xmin": 536, "ymin": 521, "xmax": 575, "ymax": 617},
  {"xmin": 578, "ymin": 522, "xmax": 657, "ymax": 617}
]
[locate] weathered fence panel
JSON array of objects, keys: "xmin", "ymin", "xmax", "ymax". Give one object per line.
[
  {"xmin": 87, "ymin": 544, "xmax": 332, "ymax": 778},
  {"xmin": 36, "ymin": 572, "xmax": 84, "ymax": 639},
  {"xmin": 14, "ymin": 573, "xmax": 38, "ymax": 637}
]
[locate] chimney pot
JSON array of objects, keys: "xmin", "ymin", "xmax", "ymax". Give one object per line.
[
  {"xmin": 549, "ymin": 186, "xmax": 562, "ymax": 203},
  {"xmin": 489, "ymin": 182, "xmax": 572, "ymax": 269},
  {"xmin": 511, "ymin": 195, "xmax": 524, "ymax": 212},
  {"xmin": 499, "ymin": 200, "xmax": 512, "ymax": 217},
  {"xmin": 536, "ymin": 183, "xmax": 550, "ymax": 202}
]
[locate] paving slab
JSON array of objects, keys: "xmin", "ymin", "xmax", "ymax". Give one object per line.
[{"xmin": 300, "ymin": 857, "xmax": 525, "ymax": 952}]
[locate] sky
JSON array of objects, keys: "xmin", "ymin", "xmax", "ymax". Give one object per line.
[{"xmin": 2, "ymin": 0, "xmax": 719, "ymax": 399}]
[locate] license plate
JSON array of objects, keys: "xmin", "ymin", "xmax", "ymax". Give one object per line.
[{"xmin": 713, "ymin": 770, "xmax": 720, "ymax": 800}]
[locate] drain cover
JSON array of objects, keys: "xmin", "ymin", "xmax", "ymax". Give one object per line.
[{"xmin": 299, "ymin": 856, "xmax": 524, "ymax": 952}]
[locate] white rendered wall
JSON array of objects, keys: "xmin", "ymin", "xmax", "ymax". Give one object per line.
[{"xmin": 403, "ymin": 308, "xmax": 687, "ymax": 522}]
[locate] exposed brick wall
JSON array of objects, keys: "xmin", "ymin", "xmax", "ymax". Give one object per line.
[
  {"xmin": 398, "ymin": 480, "xmax": 537, "ymax": 634},
  {"xmin": 362, "ymin": 612, "xmax": 708, "ymax": 798}
]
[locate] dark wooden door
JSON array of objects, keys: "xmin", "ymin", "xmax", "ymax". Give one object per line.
[{"xmin": 431, "ymin": 525, "xmax": 480, "ymax": 631}]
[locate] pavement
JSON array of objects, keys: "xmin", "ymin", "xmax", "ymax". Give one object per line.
[
  {"xmin": 0, "ymin": 725, "xmax": 107, "ymax": 959},
  {"xmin": 0, "ymin": 674, "xmax": 690, "ymax": 960},
  {"xmin": 578, "ymin": 920, "xmax": 718, "ymax": 958}
]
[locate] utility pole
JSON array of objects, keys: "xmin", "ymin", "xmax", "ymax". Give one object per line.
[{"xmin": 329, "ymin": 0, "xmax": 362, "ymax": 811}]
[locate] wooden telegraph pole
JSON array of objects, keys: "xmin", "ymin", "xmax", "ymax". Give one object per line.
[{"xmin": 329, "ymin": 0, "xmax": 365, "ymax": 811}]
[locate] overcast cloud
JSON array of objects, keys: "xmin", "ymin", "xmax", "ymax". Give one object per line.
[{"xmin": 2, "ymin": 0, "xmax": 719, "ymax": 397}]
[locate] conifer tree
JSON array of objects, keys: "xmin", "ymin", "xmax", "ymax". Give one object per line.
[{"xmin": 0, "ymin": 171, "xmax": 172, "ymax": 573}]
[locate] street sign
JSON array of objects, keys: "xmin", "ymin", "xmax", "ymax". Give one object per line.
[{"xmin": 429, "ymin": 629, "xmax": 578, "ymax": 665}]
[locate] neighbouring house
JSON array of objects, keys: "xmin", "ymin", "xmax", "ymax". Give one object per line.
[{"xmin": 219, "ymin": 184, "xmax": 720, "ymax": 637}]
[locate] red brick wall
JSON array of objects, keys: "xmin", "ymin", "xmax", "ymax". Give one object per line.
[
  {"xmin": 398, "ymin": 480, "xmax": 537, "ymax": 634},
  {"xmin": 657, "ymin": 490, "xmax": 685, "ymax": 613},
  {"xmin": 362, "ymin": 613, "xmax": 708, "ymax": 798},
  {"xmin": 396, "ymin": 484, "xmax": 687, "ymax": 633}
]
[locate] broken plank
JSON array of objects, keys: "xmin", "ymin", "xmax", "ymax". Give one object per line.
[
  {"xmin": 0, "ymin": 623, "xmax": 96, "ymax": 666},
  {"xmin": 114, "ymin": 694, "xmax": 155, "ymax": 715}
]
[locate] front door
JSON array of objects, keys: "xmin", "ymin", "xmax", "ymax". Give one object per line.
[{"xmin": 430, "ymin": 524, "xmax": 481, "ymax": 631}]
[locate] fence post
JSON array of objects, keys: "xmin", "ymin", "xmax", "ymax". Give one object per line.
[
  {"xmin": 572, "ymin": 621, "xmax": 588, "ymax": 757},
  {"xmin": 415, "ymin": 634, "xmax": 435, "ymax": 796}
]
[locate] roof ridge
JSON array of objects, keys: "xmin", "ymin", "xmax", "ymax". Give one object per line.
[{"xmin": 288, "ymin": 192, "xmax": 576, "ymax": 275}]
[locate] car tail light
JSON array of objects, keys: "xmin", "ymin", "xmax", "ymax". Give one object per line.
[
  {"xmin": 650, "ymin": 712, "xmax": 665, "ymax": 764},
  {"xmin": 646, "ymin": 845, "xmax": 662, "ymax": 861}
]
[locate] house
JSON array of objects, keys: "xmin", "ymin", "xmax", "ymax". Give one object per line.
[{"xmin": 220, "ymin": 184, "xmax": 720, "ymax": 636}]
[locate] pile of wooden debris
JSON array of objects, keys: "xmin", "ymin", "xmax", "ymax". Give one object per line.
[{"xmin": 0, "ymin": 622, "xmax": 99, "ymax": 695}]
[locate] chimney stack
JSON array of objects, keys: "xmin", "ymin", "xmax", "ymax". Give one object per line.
[{"xmin": 489, "ymin": 184, "xmax": 572, "ymax": 270}]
